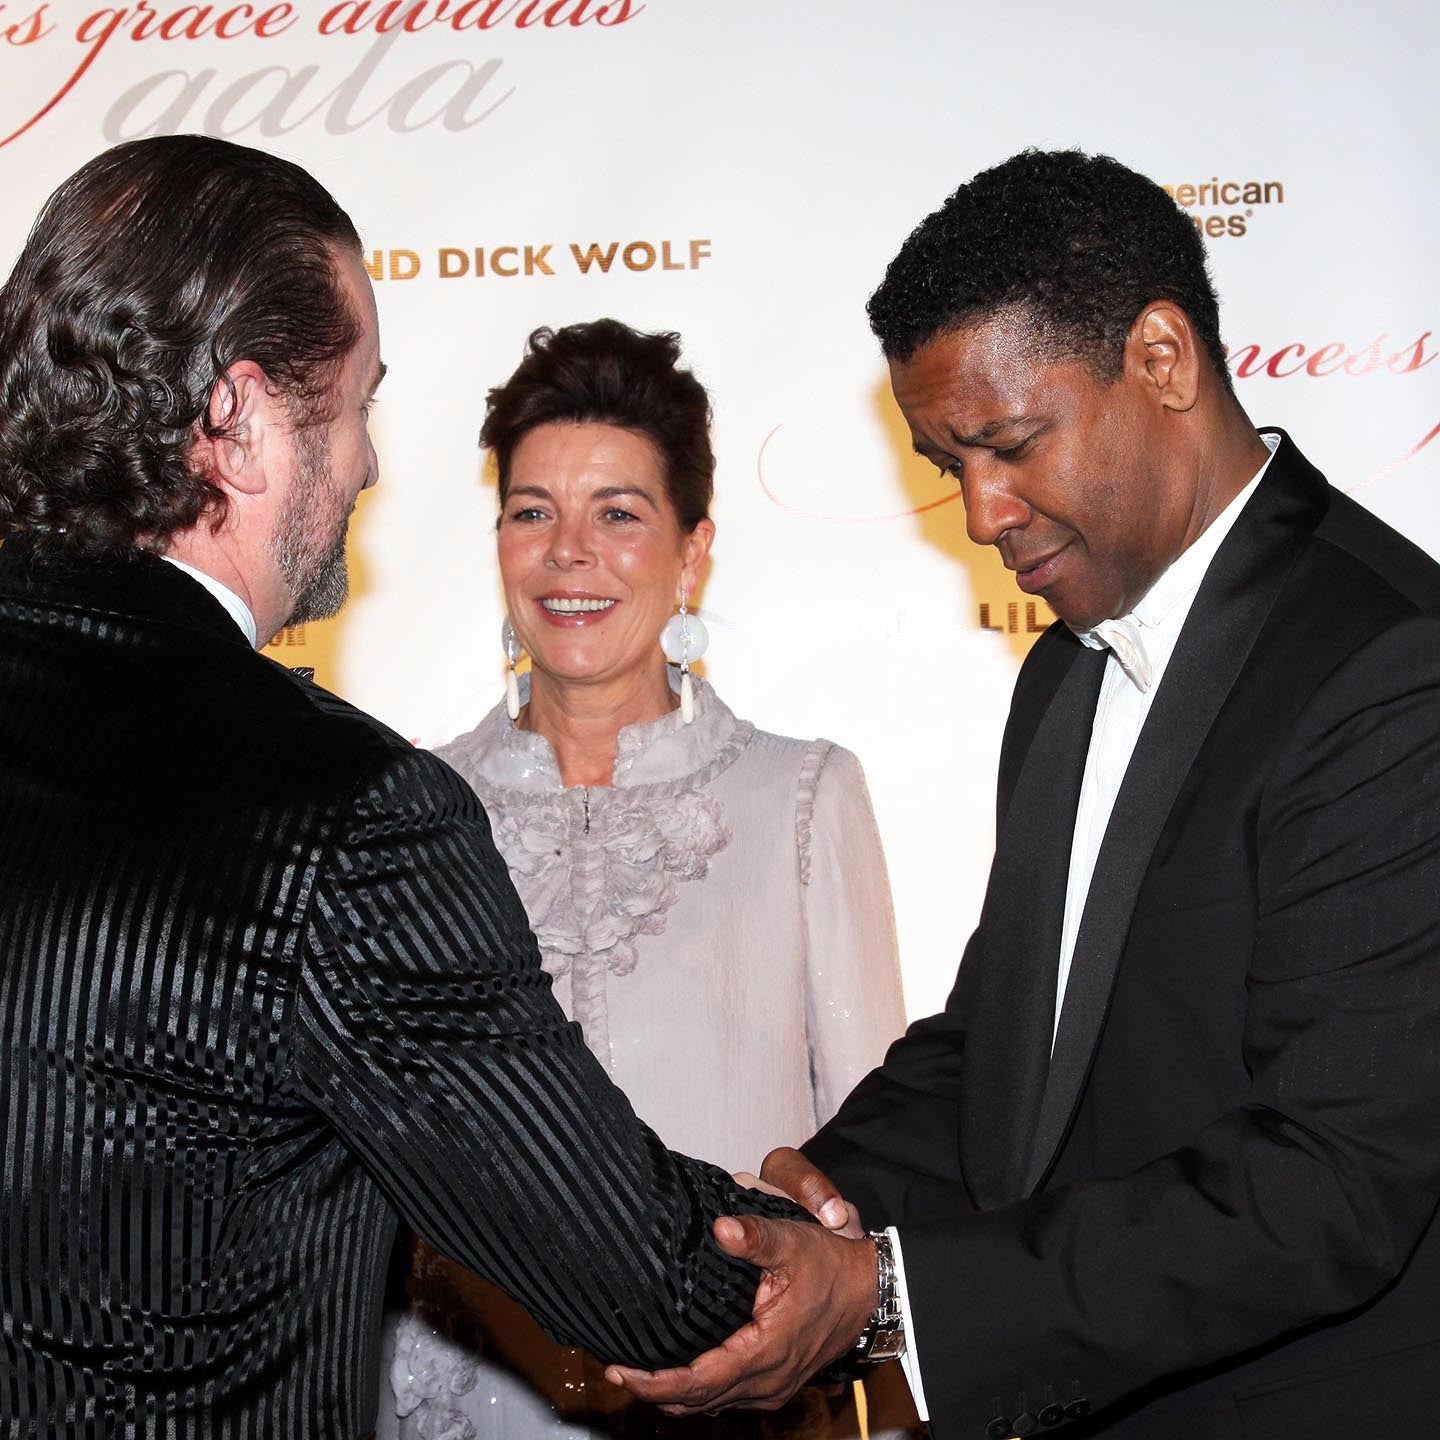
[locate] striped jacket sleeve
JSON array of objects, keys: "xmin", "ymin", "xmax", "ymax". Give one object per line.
[{"xmin": 285, "ymin": 743, "xmax": 799, "ymax": 1370}]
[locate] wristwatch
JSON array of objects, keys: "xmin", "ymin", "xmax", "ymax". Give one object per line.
[
  {"xmin": 817, "ymin": 1228, "xmax": 908, "ymax": 1385},
  {"xmin": 814, "ymin": 1230, "xmax": 908, "ymax": 1384},
  {"xmin": 851, "ymin": 1229, "xmax": 907, "ymax": 1364}
]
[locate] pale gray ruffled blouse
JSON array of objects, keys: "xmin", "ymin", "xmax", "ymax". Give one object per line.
[
  {"xmin": 382, "ymin": 677, "xmax": 907, "ymax": 1440},
  {"xmin": 435, "ymin": 675, "xmax": 903, "ymax": 1160}
]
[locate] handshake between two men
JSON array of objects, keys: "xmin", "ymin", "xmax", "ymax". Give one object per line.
[{"xmin": 608, "ymin": 1149, "xmax": 884, "ymax": 1417}]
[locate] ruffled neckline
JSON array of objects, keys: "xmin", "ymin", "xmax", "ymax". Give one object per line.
[
  {"xmin": 441, "ymin": 673, "xmax": 754, "ymax": 798},
  {"xmin": 434, "ymin": 676, "xmax": 756, "ymax": 1064}
]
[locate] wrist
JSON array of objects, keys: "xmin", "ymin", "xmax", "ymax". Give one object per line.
[
  {"xmin": 817, "ymin": 1231, "xmax": 906, "ymax": 1384},
  {"xmin": 853, "ymin": 1229, "xmax": 906, "ymax": 1364}
]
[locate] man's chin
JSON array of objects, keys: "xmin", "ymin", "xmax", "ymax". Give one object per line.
[
  {"xmin": 286, "ymin": 560, "xmax": 350, "ymax": 628},
  {"xmin": 1043, "ymin": 596, "xmax": 1088, "ymax": 631},
  {"xmin": 1046, "ymin": 588, "xmax": 1119, "ymax": 634}
]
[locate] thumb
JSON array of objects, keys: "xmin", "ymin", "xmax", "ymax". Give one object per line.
[
  {"xmin": 713, "ymin": 1213, "xmax": 789, "ymax": 1268},
  {"xmin": 762, "ymin": 1147, "xmax": 850, "ymax": 1231}
]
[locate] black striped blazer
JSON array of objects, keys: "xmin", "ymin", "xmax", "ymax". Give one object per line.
[{"xmin": 0, "ymin": 542, "xmax": 793, "ymax": 1438}]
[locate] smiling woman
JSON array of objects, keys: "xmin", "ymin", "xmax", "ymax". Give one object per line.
[
  {"xmin": 378, "ymin": 320, "xmax": 915, "ymax": 1440},
  {"xmin": 496, "ymin": 419, "xmax": 712, "ymax": 737}
]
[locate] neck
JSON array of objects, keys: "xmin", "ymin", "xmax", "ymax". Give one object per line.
[
  {"xmin": 1182, "ymin": 400, "xmax": 1273, "ymax": 546},
  {"xmin": 522, "ymin": 665, "xmax": 679, "ymax": 788},
  {"xmin": 163, "ymin": 525, "xmax": 288, "ymax": 647}
]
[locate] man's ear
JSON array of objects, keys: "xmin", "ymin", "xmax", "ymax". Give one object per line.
[
  {"xmin": 193, "ymin": 360, "xmax": 273, "ymax": 496},
  {"xmin": 1125, "ymin": 302, "xmax": 1200, "ymax": 413}
]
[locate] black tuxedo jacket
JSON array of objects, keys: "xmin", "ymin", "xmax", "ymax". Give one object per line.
[
  {"xmin": 0, "ymin": 545, "xmax": 797, "ymax": 1438},
  {"xmin": 807, "ymin": 435, "xmax": 1440, "ymax": 1439}
]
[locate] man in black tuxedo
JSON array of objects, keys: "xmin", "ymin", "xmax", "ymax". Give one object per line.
[
  {"xmin": 612, "ymin": 151, "xmax": 1440, "ymax": 1438},
  {"xmin": 0, "ymin": 137, "xmax": 856, "ymax": 1438}
]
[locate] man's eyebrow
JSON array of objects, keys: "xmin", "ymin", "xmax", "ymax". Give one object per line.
[{"xmin": 946, "ymin": 415, "xmax": 1035, "ymax": 447}]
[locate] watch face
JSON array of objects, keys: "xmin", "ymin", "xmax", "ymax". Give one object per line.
[
  {"xmin": 856, "ymin": 1230, "xmax": 906, "ymax": 1364},
  {"xmin": 866, "ymin": 1329, "xmax": 908, "ymax": 1364}
]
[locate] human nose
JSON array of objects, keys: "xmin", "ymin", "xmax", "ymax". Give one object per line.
[
  {"xmin": 962, "ymin": 462, "xmax": 1030, "ymax": 548},
  {"xmin": 546, "ymin": 515, "xmax": 594, "ymax": 568}
]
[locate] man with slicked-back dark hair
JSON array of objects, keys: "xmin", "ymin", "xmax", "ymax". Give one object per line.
[
  {"xmin": 613, "ymin": 149, "xmax": 1440, "ymax": 1440},
  {"xmin": 0, "ymin": 136, "xmax": 821, "ymax": 1439}
]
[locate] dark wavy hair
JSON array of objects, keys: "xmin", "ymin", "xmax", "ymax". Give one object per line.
[
  {"xmin": 867, "ymin": 148, "xmax": 1232, "ymax": 390},
  {"xmin": 481, "ymin": 319, "xmax": 714, "ymax": 532},
  {"xmin": 0, "ymin": 135, "xmax": 362, "ymax": 560}
]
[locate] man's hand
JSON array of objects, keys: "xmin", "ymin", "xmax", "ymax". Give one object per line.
[
  {"xmin": 759, "ymin": 1147, "xmax": 864, "ymax": 1238},
  {"xmin": 735, "ymin": 1150, "xmax": 863, "ymax": 1238},
  {"xmin": 605, "ymin": 1214, "xmax": 878, "ymax": 1414}
]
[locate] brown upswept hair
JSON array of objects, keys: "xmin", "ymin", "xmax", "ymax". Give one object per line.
[{"xmin": 481, "ymin": 318, "xmax": 715, "ymax": 532}]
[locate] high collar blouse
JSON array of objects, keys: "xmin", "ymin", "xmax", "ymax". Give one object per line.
[{"xmin": 435, "ymin": 674, "xmax": 904, "ymax": 1165}]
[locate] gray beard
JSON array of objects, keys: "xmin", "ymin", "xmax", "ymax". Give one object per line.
[{"xmin": 269, "ymin": 426, "xmax": 352, "ymax": 627}]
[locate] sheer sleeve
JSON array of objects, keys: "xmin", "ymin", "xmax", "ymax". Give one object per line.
[{"xmin": 797, "ymin": 742, "xmax": 907, "ymax": 1126}]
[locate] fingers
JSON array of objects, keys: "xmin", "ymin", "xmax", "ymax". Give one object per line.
[
  {"xmin": 835, "ymin": 1201, "xmax": 865, "ymax": 1240},
  {"xmin": 713, "ymin": 1213, "xmax": 802, "ymax": 1271},
  {"xmin": 606, "ymin": 1362, "xmax": 724, "ymax": 1415},
  {"xmin": 760, "ymin": 1146, "xmax": 851, "ymax": 1231},
  {"xmin": 731, "ymin": 1170, "xmax": 791, "ymax": 1201},
  {"xmin": 606, "ymin": 1335, "xmax": 798, "ymax": 1415},
  {"xmin": 607, "ymin": 1357, "xmax": 739, "ymax": 1413},
  {"xmin": 610, "ymin": 1217, "xmax": 868, "ymax": 1417},
  {"xmin": 605, "ymin": 1360, "xmax": 711, "ymax": 1406},
  {"xmin": 604, "ymin": 1324, "xmax": 771, "ymax": 1412}
]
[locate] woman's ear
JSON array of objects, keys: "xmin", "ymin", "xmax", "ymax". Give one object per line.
[{"xmin": 679, "ymin": 517, "xmax": 716, "ymax": 598}]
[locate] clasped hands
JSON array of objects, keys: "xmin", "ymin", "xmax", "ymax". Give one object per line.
[{"xmin": 604, "ymin": 1147, "xmax": 879, "ymax": 1414}]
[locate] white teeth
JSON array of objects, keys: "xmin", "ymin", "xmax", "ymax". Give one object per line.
[{"xmin": 542, "ymin": 597, "xmax": 616, "ymax": 613}]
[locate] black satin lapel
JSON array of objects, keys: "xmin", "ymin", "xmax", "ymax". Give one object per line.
[
  {"xmin": 1022, "ymin": 439, "xmax": 1327, "ymax": 1193},
  {"xmin": 959, "ymin": 640, "xmax": 1106, "ymax": 1208}
]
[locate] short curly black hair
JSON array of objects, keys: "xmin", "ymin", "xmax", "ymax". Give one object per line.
[
  {"xmin": 482, "ymin": 319, "xmax": 714, "ymax": 532},
  {"xmin": 867, "ymin": 149, "xmax": 1231, "ymax": 389},
  {"xmin": 0, "ymin": 136, "xmax": 362, "ymax": 561}
]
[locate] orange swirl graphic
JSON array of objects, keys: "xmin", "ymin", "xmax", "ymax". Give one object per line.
[{"xmin": 756, "ymin": 424, "xmax": 961, "ymax": 523}]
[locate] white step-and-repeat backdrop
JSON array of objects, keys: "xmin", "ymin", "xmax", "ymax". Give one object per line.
[{"xmin": 3, "ymin": 1, "xmax": 1436, "ymax": 1018}]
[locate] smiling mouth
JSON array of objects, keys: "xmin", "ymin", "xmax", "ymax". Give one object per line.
[
  {"xmin": 540, "ymin": 597, "xmax": 617, "ymax": 614},
  {"xmin": 1013, "ymin": 548, "xmax": 1067, "ymax": 594}
]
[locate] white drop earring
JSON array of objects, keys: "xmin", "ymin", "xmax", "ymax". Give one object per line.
[
  {"xmin": 501, "ymin": 617, "xmax": 523, "ymax": 722},
  {"xmin": 660, "ymin": 591, "xmax": 709, "ymax": 724}
]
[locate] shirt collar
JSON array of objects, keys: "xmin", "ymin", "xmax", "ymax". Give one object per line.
[{"xmin": 159, "ymin": 556, "xmax": 258, "ymax": 648}]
